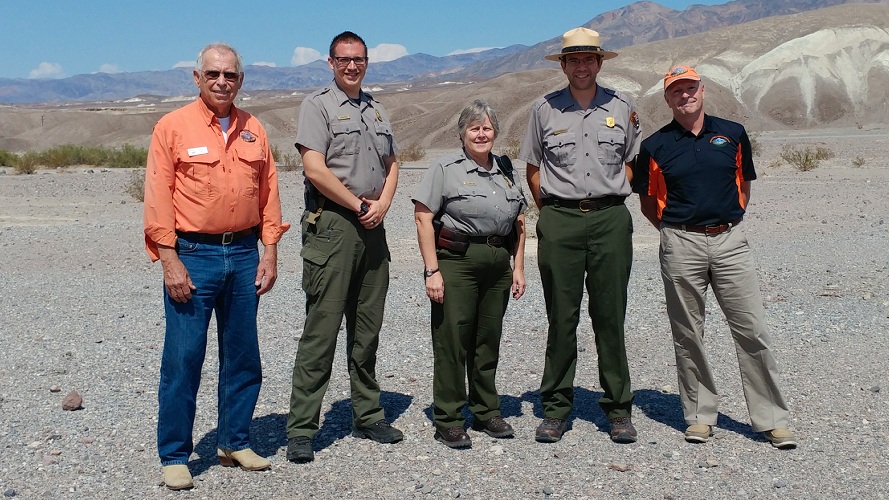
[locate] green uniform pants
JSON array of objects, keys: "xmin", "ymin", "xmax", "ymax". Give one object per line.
[
  {"xmin": 431, "ymin": 242, "xmax": 512, "ymax": 429},
  {"xmin": 537, "ymin": 203, "xmax": 634, "ymax": 420},
  {"xmin": 287, "ymin": 205, "xmax": 390, "ymax": 439}
]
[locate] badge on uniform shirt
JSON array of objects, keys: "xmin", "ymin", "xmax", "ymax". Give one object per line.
[
  {"xmin": 630, "ymin": 111, "xmax": 640, "ymax": 130},
  {"xmin": 337, "ymin": 115, "xmax": 351, "ymax": 120},
  {"xmin": 240, "ymin": 130, "xmax": 256, "ymax": 142},
  {"xmin": 552, "ymin": 129, "xmax": 568, "ymax": 135},
  {"xmin": 606, "ymin": 117, "xmax": 615, "ymax": 128},
  {"xmin": 375, "ymin": 110, "xmax": 382, "ymax": 121},
  {"xmin": 463, "ymin": 181, "xmax": 477, "ymax": 186},
  {"xmin": 187, "ymin": 146, "xmax": 209, "ymax": 157}
]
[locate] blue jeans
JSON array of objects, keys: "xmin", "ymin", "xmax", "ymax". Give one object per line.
[{"xmin": 157, "ymin": 233, "xmax": 262, "ymax": 465}]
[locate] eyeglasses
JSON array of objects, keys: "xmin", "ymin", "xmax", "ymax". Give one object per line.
[
  {"xmin": 332, "ymin": 56, "xmax": 368, "ymax": 68},
  {"xmin": 202, "ymin": 70, "xmax": 240, "ymax": 82},
  {"xmin": 563, "ymin": 56, "xmax": 601, "ymax": 67}
]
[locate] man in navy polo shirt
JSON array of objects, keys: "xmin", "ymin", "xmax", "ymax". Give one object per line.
[{"xmin": 634, "ymin": 66, "xmax": 797, "ymax": 449}]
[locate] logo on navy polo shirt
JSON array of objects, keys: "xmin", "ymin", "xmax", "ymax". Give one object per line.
[{"xmin": 710, "ymin": 135, "xmax": 731, "ymax": 147}]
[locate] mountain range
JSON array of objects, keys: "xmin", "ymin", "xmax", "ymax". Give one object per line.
[{"xmin": 1, "ymin": 0, "xmax": 886, "ymax": 104}]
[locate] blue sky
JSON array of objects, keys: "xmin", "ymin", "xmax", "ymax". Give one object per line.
[{"xmin": 2, "ymin": 0, "xmax": 726, "ymax": 79}]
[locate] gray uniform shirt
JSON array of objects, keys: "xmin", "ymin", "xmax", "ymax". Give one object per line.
[
  {"xmin": 295, "ymin": 81, "xmax": 397, "ymax": 200},
  {"xmin": 412, "ymin": 149, "xmax": 527, "ymax": 236},
  {"xmin": 519, "ymin": 85, "xmax": 641, "ymax": 200}
]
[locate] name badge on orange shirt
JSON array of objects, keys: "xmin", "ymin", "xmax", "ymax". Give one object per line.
[{"xmin": 187, "ymin": 146, "xmax": 209, "ymax": 157}]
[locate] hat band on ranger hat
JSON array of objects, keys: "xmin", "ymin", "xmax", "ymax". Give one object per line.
[{"xmin": 562, "ymin": 45, "xmax": 604, "ymax": 55}]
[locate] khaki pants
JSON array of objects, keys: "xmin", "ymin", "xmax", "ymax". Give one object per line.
[{"xmin": 660, "ymin": 223, "xmax": 790, "ymax": 431}]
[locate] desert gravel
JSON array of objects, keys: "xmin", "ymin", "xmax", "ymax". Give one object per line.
[{"xmin": 0, "ymin": 129, "xmax": 887, "ymax": 498}]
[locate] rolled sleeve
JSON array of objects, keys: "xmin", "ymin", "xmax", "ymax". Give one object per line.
[{"xmin": 143, "ymin": 125, "xmax": 178, "ymax": 261}]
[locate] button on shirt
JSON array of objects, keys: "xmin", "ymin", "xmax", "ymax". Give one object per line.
[
  {"xmin": 519, "ymin": 85, "xmax": 640, "ymax": 199},
  {"xmin": 143, "ymin": 98, "xmax": 290, "ymax": 261},
  {"xmin": 295, "ymin": 83, "xmax": 397, "ymax": 201},
  {"xmin": 412, "ymin": 150, "xmax": 527, "ymax": 236},
  {"xmin": 633, "ymin": 114, "xmax": 756, "ymax": 226}
]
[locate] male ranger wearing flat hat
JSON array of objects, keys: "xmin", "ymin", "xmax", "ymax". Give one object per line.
[
  {"xmin": 519, "ymin": 27, "xmax": 641, "ymax": 444},
  {"xmin": 634, "ymin": 66, "xmax": 797, "ymax": 449}
]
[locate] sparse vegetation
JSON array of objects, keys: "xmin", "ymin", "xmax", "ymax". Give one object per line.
[
  {"xmin": 15, "ymin": 152, "xmax": 39, "ymax": 174},
  {"xmin": 398, "ymin": 142, "xmax": 426, "ymax": 162},
  {"xmin": 4, "ymin": 144, "xmax": 148, "ymax": 171},
  {"xmin": 497, "ymin": 137, "xmax": 521, "ymax": 160},
  {"xmin": 0, "ymin": 149, "xmax": 19, "ymax": 169},
  {"xmin": 271, "ymin": 144, "xmax": 302, "ymax": 172},
  {"xmin": 748, "ymin": 133, "xmax": 762, "ymax": 157},
  {"xmin": 780, "ymin": 145, "xmax": 834, "ymax": 172},
  {"xmin": 126, "ymin": 169, "xmax": 146, "ymax": 202},
  {"xmin": 852, "ymin": 156, "xmax": 866, "ymax": 168}
]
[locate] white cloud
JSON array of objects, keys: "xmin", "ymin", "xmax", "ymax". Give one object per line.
[
  {"xmin": 172, "ymin": 60, "xmax": 193, "ymax": 69},
  {"xmin": 252, "ymin": 61, "xmax": 277, "ymax": 67},
  {"xmin": 97, "ymin": 64, "xmax": 120, "ymax": 74},
  {"xmin": 291, "ymin": 47, "xmax": 323, "ymax": 66},
  {"xmin": 28, "ymin": 62, "xmax": 63, "ymax": 79},
  {"xmin": 447, "ymin": 47, "xmax": 496, "ymax": 56},
  {"xmin": 368, "ymin": 43, "xmax": 408, "ymax": 63}
]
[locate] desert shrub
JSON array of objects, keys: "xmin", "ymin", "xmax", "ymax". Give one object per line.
[
  {"xmin": 107, "ymin": 144, "xmax": 148, "ymax": 167},
  {"xmin": 497, "ymin": 137, "xmax": 521, "ymax": 160},
  {"xmin": 814, "ymin": 146, "xmax": 833, "ymax": 161},
  {"xmin": 748, "ymin": 132, "xmax": 762, "ymax": 157},
  {"xmin": 126, "ymin": 169, "xmax": 146, "ymax": 201},
  {"xmin": 0, "ymin": 149, "xmax": 19, "ymax": 168},
  {"xmin": 399, "ymin": 142, "xmax": 426, "ymax": 162},
  {"xmin": 780, "ymin": 146, "xmax": 821, "ymax": 171},
  {"xmin": 15, "ymin": 152, "xmax": 39, "ymax": 174},
  {"xmin": 852, "ymin": 156, "xmax": 866, "ymax": 168},
  {"xmin": 271, "ymin": 144, "xmax": 302, "ymax": 172}
]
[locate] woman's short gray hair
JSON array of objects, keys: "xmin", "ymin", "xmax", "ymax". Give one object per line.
[
  {"xmin": 196, "ymin": 42, "xmax": 244, "ymax": 74},
  {"xmin": 457, "ymin": 99, "xmax": 500, "ymax": 141}
]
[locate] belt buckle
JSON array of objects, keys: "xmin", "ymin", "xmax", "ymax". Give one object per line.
[
  {"xmin": 487, "ymin": 235, "xmax": 502, "ymax": 246},
  {"xmin": 703, "ymin": 224, "xmax": 725, "ymax": 235},
  {"xmin": 579, "ymin": 199, "xmax": 594, "ymax": 212},
  {"xmin": 221, "ymin": 231, "xmax": 234, "ymax": 245}
]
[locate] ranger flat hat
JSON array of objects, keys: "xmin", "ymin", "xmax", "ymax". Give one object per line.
[{"xmin": 545, "ymin": 27, "xmax": 618, "ymax": 61}]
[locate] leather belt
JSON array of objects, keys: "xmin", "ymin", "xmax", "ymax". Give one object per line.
[
  {"xmin": 542, "ymin": 195, "xmax": 625, "ymax": 212},
  {"xmin": 468, "ymin": 234, "xmax": 506, "ymax": 247},
  {"xmin": 665, "ymin": 218, "xmax": 743, "ymax": 235},
  {"xmin": 176, "ymin": 227, "xmax": 256, "ymax": 245}
]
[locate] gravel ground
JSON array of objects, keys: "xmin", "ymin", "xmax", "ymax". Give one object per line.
[{"xmin": 0, "ymin": 128, "xmax": 887, "ymax": 499}]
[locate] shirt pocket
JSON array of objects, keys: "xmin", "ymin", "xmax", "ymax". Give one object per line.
[
  {"xmin": 330, "ymin": 121, "xmax": 360, "ymax": 156},
  {"xmin": 597, "ymin": 130, "xmax": 626, "ymax": 173},
  {"xmin": 543, "ymin": 132, "xmax": 577, "ymax": 168},
  {"xmin": 374, "ymin": 120, "xmax": 393, "ymax": 156},
  {"xmin": 452, "ymin": 186, "xmax": 486, "ymax": 216},
  {"xmin": 177, "ymin": 147, "xmax": 221, "ymax": 198},
  {"xmin": 235, "ymin": 145, "xmax": 263, "ymax": 198}
]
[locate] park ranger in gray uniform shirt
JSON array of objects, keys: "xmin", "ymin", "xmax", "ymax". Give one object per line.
[
  {"xmin": 518, "ymin": 27, "xmax": 641, "ymax": 445},
  {"xmin": 287, "ymin": 30, "xmax": 402, "ymax": 464},
  {"xmin": 413, "ymin": 99, "xmax": 527, "ymax": 449}
]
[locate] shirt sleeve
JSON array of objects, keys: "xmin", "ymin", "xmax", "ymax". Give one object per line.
[
  {"xmin": 294, "ymin": 96, "xmax": 330, "ymax": 155},
  {"xmin": 632, "ymin": 144, "xmax": 652, "ymax": 195},
  {"xmin": 256, "ymin": 126, "xmax": 291, "ymax": 245},
  {"xmin": 411, "ymin": 161, "xmax": 446, "ymax": 213},
  {"xmin": 518, "ymin": 102, "xmax": 543, "ymax": 167},
  {"xmin": 142, "ymin": 121, "xmax": 178, "ymax": 261},
  {"xmin": 623, "ymin": 103, "xmax": 642, "ymax": 162},
  {"xmin": 738, "ymin": 129, "xmax": 757, "ymax": 182}
]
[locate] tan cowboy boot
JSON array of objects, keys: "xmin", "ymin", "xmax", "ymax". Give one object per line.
[
  {"xmin": 217, "ymin": 448, "xmax": 271, "ymax": 471},
  {"xmin": 162, "ymin": 464, "xmax": 194, "ymax": 490}
]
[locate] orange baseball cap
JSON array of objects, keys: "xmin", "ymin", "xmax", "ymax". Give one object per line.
[{"xmin": 663, "ymin": 66, "xmax": 700, "ymax": 90}]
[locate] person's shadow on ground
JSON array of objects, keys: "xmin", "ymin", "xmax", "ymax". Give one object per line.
[{"xmin": 190, "ymin": 390, "xmax": 413, "ymax": 476}]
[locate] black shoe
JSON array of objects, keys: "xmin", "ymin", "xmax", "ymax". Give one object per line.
[
  {"xmin": 286, "ymin": 436, "xmax": 314, "ymax": 463},
  {"xmin": 471, "ymin": 416, "xmax": 514, "ymax": 438},
  {"xmin": 535, "ymin": 417, "xmax": 567, "ymax": 443},
  {"xmin": 352, "ymin": 419, "xmax": 404, "ymax": 444},
  {"xmin": 609, "ymin": 416, "xmax": 638, "ymax": 444},
  {"xmin": 434, "ymin": 427, "xmax": 472, "ymax": 448}
]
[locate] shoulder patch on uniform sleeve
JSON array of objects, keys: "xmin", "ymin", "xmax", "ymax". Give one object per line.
[{"xmin": 630, "ymin": 111, "xmax": 640, "ymax": 130}]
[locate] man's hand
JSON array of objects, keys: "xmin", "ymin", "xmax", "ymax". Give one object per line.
[
  {"xmin": 359, "ymin": 197, "xmax": 391, "ymax": 229},
  {"xmin": 255, "ymin": 244, "xmax": 278, "ymax": 295},
  {"xmin": 158, "ymin": 245, "xmax": 195, "ymax": 303}
]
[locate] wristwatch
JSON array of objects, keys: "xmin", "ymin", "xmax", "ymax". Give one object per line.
[{"xmin": 423, "ymin": 268, "xmax": 439, "ymax": 278}]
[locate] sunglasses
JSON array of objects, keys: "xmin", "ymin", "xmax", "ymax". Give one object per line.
[{"xmin": 202, "ymin": 70, "xmax": 240, "ymax": 82}]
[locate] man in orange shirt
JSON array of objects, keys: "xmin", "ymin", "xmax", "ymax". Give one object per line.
[{"xmin": 143, "ymin": 42, "xmax": 290, "ymax": 490}]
